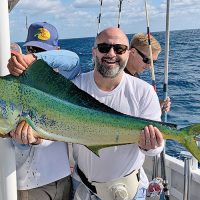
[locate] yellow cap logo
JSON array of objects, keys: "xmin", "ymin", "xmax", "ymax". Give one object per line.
[{"xmin": 34, "ymin": 28, "xmax": 50, "ymax": 41}]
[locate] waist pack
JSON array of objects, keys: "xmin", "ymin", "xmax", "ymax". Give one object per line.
[{"xmin": 77, "ymin": 166, "xmax": 140, "ymax": 200}]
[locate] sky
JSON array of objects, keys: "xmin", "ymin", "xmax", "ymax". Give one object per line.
[{"xmin": 9, "ymin": 0, "xmax": 200, "ymax": 42}]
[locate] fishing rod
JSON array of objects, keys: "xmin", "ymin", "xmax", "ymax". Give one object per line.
[
  {"xmin": 144, "ymin": 1, "xmax": 170, "ymax": 199},
  {"xmin": 144, "ymin": 0, "xmax": 156, "ymax": 91},
  {"xmin": 144, "ymin": 0, "xmax": 158, "ymax": 182},
  {"xmin": 162, "ymin": 0, "xmax": 171, "ymax": 123},
  {"xmin": 160, "ymin": 1, "xmax": 171, "ymax": 200},
  {"xmin": 117, "ymin": 0, "xmax": 123, "ymax": 28},
  {"xmin": 97, "ymin": 0, "xmax": 103, "ymax": 35}
]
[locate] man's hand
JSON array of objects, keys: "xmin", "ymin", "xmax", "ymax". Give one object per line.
[
  {"xmin": 138, "ymin": 125, "xmax": 163, "ymax": 151},
  {"xmin": 10, "ymin": 121, "xmax": 42, "ymax": 145},
  {"xmin": 160, "ymin": 97, "xmax": 171, "ymax": 113},
  {"xmin": 8, "ymin": 51, "xmax": 36, "ymax": 76}
]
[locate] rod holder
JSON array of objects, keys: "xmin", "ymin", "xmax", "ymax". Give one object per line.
[
  {"xmin": 180, "ymin": 151, "xmax": 192, "ymax": 200},
  {"xmin": 152, "ymin": 155, "xmax": 159, "ymax": 179}
]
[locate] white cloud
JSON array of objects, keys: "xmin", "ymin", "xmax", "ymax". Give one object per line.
[
  {"xmin": 16, "ymin": 0, "xmax": 65, "ymax": 15},
  {"xmin": 73, "ymin": 0, "xmax": 120, "ymax": 8},
  {"xmin": 73, "ymin": 0, "xmax": 98, "ymax": 8},
  {"xmin": 172, "ymin": 0, "xmax": 199, "ymax": 7},
  {"xmin": 9, "ymin": 0, "xmax": 200, "ymax": 42}
]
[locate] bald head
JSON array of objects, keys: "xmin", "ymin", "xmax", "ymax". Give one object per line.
[
  {"xmin": 92, "ymin": 27, "xmax": 130, "ymax": 79},
  {"xmin": 95, "ymin": 27, "xmax": 129, "ymax": 48}
]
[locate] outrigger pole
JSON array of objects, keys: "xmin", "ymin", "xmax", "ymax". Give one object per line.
[
  {"xmin": 97, "ymin": 0, "xmax": 103, "ymax": 35},
  {"xmin": 160, "ymin": 1, "xmax": 171, "ymax": 200},
  {"xmin": 117, "ymin": 0, "xmax": 123, "ymax": 28}
]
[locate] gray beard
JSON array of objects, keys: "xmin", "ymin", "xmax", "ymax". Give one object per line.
[{"xmin": 95, "ymin": 57, "xmax": 127, "ymax": 78}]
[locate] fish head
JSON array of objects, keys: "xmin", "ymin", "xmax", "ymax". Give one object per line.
[{"xmin": 0, "ymin": 100, "xmax": 22, "ymax": 135}]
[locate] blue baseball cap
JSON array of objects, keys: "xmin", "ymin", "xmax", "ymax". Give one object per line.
[{"xmin": 23, "ymin": 22, "xmax": 58, "ymax": 50}]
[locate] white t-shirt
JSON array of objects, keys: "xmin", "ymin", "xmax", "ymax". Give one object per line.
[{"xmin": 72, "ymin": 70, "xmax": 163, "ymax": 188}]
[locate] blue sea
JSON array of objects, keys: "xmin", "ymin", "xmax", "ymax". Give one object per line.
[{"xmin": 20, "ymin": 29, "xmax": 200, "ymax": 160}]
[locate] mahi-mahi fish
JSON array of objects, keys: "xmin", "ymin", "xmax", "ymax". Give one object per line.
[{"xmin": 0, "ymin": 60, "xmax": 200, "ymax": 160}]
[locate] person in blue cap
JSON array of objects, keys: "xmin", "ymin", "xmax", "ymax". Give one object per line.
[
  {"xmin": 24, "ymin": 21, "xmax": 60, "ymax": 53},
  {"xmin": 8, "ymin": 22, "xmax": 80, "ymax": 200}
]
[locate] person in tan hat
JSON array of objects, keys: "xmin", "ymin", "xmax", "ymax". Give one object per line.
[{"xmin": 125, "ymin": 33, "xmax": 171, "ymax": 112}]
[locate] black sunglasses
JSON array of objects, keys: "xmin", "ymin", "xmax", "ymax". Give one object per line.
[
  {"xmin": 27, "ymin": 46, "xmax": 46, "ymax": 53},
  {"xmin": 96, "ymin": 43, "xmax": 128, "ymax": 55},
  {"xmin": 134, "ymin": 47, "xmax": 157, "ymax": 64}
]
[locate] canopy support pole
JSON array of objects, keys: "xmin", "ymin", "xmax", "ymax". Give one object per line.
[{"xmin": 0, "ymin": 1, "xmax": 17, "ymax": 200}]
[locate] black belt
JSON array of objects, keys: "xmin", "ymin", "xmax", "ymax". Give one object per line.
[
  {"xmin": 77, "ymin": 165, "xmax": 97, "ymax": 193},
  {"xmin": 77, "ymin": 165, "xmax": 140, "ymax": 194}
]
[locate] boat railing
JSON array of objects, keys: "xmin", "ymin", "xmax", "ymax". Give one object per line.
[{"xmin": 148, "ymin": 152, "xmax": 199, "ymax": 200}]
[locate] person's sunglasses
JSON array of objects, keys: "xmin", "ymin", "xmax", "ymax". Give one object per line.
[
  {"xmin": 134, "ymin": 47, "xmax": 157, "ymax": 64},
  {"xmin": 96, "ymin": 43, "xmax": 128, "ymax": 55},
  {"xmin": 27, "ymin": 46, "xmax": 46, "ymax": 53}
]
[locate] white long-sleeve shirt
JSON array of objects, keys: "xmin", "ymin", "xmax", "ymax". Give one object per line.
[{"xmin": 14, "ymin": 50, "xmax": 80, "ymax": 190}]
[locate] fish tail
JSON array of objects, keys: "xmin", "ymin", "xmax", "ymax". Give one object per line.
[{"xmin": 180, "ymin": 123, "xmax": 200, "ymax": 161}]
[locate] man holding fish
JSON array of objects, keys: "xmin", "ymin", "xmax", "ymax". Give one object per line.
[{"xmin": 8, "ymin": 27, "xmax": 164, "ymax": 200}]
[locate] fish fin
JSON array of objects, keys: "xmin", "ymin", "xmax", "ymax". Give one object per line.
[
  {"xmin": 86, "ymin": 146, "xmax": 101, "ymax": 157},
  {"xmin": 161, "ymin": 121, "xmax": 177, "ymax": 129},
  {"xmin": 86, "ymin": 144, "xmax": 125, "ymax": 157},
  {"xmin": 18, "ymin": 60, "xmax": 122, "ymax": 115},
  {"xmin": 180, "ymin": 123, "xmax": 200, "ymax": 161},
  {"xmin": 0, "ymin": 118, "xmax": 15, "ymax": 135}
]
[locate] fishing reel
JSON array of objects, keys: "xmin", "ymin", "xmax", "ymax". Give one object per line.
[
  {"xmin": 146, "ymin": 177, "xmax": 164, "ymax": 198},
  {"xmin": 110, "ymin": 184, "xmax": 129, "ymax": 200}
]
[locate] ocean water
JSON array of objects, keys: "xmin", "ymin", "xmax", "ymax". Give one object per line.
[{"xmin": 20, "ymin": 29, "xmax": 200, "ymax": 159}]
